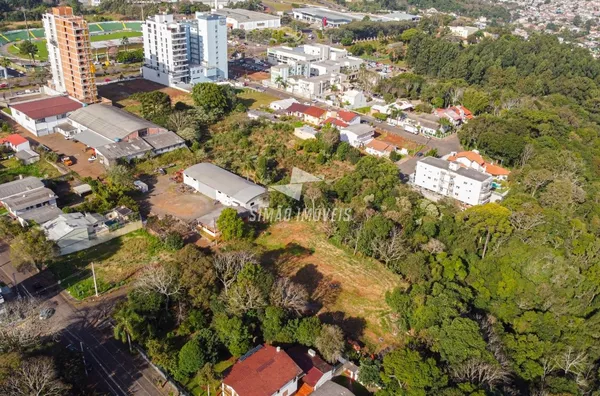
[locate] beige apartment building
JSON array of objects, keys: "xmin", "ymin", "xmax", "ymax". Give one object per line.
[{"xmin": 43, "ymin": 6, "xmax": 97, "ymax": 104}]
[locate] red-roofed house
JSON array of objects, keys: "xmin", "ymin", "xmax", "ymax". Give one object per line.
[
  {"xmin": 10, "ymin": 96, "xmax": 83, "ymax": 136},
  {"xmin": 335, "ymin": 110, "xmax": 360, "ymax": 125},
  {"xmin": 287, "ymin": 347, "xmax": 334, "ymax": 392},
  {"xmin": 222, "ymin": 345, "xmax": 303, "ymax": 396},
  {"xmin": 365, "ymin": 139, "xmax": 396, "ymax": 158},
  {"xmin": 286, "ymin": 103, "xmax": 309, "ymax": 117},
  {"xmin": 302, "ymin": 106, "xmax": 327, "ymax": 125},
  {"xmin": 447, "ymin": 150, "xmax": 510, "ymax": 180},
  {"xmin": 0, "ymin": 134, "xmax": 30, "ymax": 152},
  {"xmin": 322, "ymin": 117, "xmax": 349, "ymax": 128}
]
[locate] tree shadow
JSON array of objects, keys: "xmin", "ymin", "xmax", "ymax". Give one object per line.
[
  {"xmin": 291, "ymin": 263, "xmax": 342, "ymax": 312},
  {"xmin": 318, "ymin": 311, "xmax": 366, "ymax": 341},
  {"xmin": 260, "ymin": 242, "xmax": 313, "ymax": 274}
]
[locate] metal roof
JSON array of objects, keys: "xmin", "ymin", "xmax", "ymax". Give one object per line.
[
  {"xmin": 310, "ymin": 381, "xmax": 355, "ymax": 396},
  {"xmin": 215, "ymin": 8, "xmax": 280, "ymax": 23},
  {"xmin": 142, "ymin": 132, "xmax": 185, "ymax": 150},
  {"xmin": 3, "ymin": 188, "xmax": 56, "ymax": 211},
  {"xmin": 72, "ymin": 129, "xmax": 113, "ymax": 148},
  {"xmin": 42, "ymin": 212, "xmax": 103, "ymax": 241},
  {"xmin": 18, "ymin": 205, "xmax": 63, "ymax": 225},
  {"xmin": 11, "ymin": 96, "xmax": 82, "ymax": 120},
  {"xmin": 96, "ymin": 139, "xmax": 153, "ymax": 160},
  {"xmin": 69, "ymin": 104, "xmax": 161, "ymax": 141},
  {"xmin": 342, "ymin": 124, "xmax": 375, "ymax": 137},
  {"xmin": 15, "ymin": 149, "xmax": 39, "ymax": 161},
  {"xmin": 292, "ymin": 7, "xmax": 358, "ymax": 23},
  {"xmin": 184, "ymin": 163, "xmax": 267, "ymax": 205},
  {"xmin": 72, "ymin": 184, "xmax": 92, "ymax": 195},
  {"xmin": 0, "ymin": 177, "xmax": 44, "ymax": 200}
]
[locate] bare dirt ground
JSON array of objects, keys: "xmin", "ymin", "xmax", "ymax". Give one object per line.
[
  {"xmin": 35, "ymin": 133, "xmax": 106, "ymax": 179},
  {"xmin": 377, "ymin": 132, "xmax": 420, "ymax": 151},
  {"xmin": 142, "ymin": 174, "xmax": 216, "ymax": 222},
  {"xmin": 256, "ymin": 221, "xmax": 407, "ymax": 351}
]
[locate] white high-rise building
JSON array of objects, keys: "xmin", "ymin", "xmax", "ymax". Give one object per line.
[
  {"xmin": 413, "ymin": 157, "xmax": 493, "ymax": 206},
  {"xmin": 142, "ymin": 12, "xmax": 227, "ymax": 87}
]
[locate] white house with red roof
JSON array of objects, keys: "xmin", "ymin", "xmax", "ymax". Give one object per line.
[
  {"xmin": 435, "ymin": 106, "xmax": 473, "ymax": 126},
  {"xmin": 222, "ymin": 345, "xmax": 303, "ymax": 396},
  {"xmin": 10, "ymin": 96, "xmax": 83, "ymax": 136},
  {"xmin": 447, "ymin": 150, "xmax": 510, "ymax": 180},
  {"xmin": 0, "ymin": 134, "xmax": 30, "ymax": 152},
  {"xmin": 334, "ymin": 110, "xmax": 360, "ymax": 125},
  {"xmin": 287, "ymin": 347, "xmax": 335, "ymax": 395}
]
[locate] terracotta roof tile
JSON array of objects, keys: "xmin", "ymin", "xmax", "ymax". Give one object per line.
[
  {"xmin": 323, "ymin": 117, "xmax": 349, "ymax": 128},
  {"xmin": 366, "ymin": 139, "xmax": 395, "ymax": 152},
  {"xmin": 11, "ymin": 96, "xmax": 82, "ymax": 120},
  {"xmin": 287, "ymin": 103, "xmax": 309, "ymax": 114},
  {"xmin": 304, "ymin": 106, "xmax": 326, "ymax": 118},
  {"xmin": 484, "ymin": 163, "xmax": 510, "ymax": 176},
  {"xmin": 0, "ymin": 134, "xmax": 27, "ymax": 146},
  {"xmin": 223, "ymin": 345, "xmax": 302, "ymax": 396},
  {"xmin": 337, "ymin": 110, "xmax": 358, "ymax": 123}
]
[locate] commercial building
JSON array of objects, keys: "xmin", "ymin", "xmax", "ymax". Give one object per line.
[
  {"xmin": 413, "ymin": 157, "xmax": 493, "ymax": 206},
  {"xmin": 291, "ymin": 7, "xmax": 360, "ymax": 27},
  {"xmin": 43, "ymin": 6, "xmax": 97, "ymax": 104},
  {"xmin": 378, "ymin": 12, "xmax": 421, "ymax": 22},
  {"xmin": 142, "ymin": 12, "xmax": 228, "ymax": 88},
  {"xmin": 10, "ymin": 96, "xmax": 83, "ymax": 136},
  {"xmin": 213, "ymin": 8, "xmax": 281, "ymax": 31},
  {"xmin": 183, "ymin": 163, "xmax": 268, "ymax": 211}
]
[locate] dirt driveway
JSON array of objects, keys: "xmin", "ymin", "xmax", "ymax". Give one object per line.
[
  {"xmin": 34, "ymin": 133, "xmax": 106, "ymax": 179},
  {"xmin": 141, "ymin": 174, "xmax": 216, "ymax": 222}
]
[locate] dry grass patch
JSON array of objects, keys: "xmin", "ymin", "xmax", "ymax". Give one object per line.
[{"xmin": 256, "ymin": 221, "xmax": 406, "ymax": 351}]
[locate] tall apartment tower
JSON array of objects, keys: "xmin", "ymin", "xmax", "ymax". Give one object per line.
[
  {"xmin": 142, "ymin": 12, "xmax": 227, "ymax": 87},
  {"xmin": 43, "ymin": 6, "xmax": 97, "ymax": 104}
]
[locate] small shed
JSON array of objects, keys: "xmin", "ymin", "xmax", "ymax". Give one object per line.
[
  {"xmin": 133, "ymin": 180, "xmax": 149, "ymax": 193},
  {"xmin": 72, "ymin": 183, "xmax": 93, "ymax": 196},
  {"xmin": 15, "ymin": 149, "xmax": 40, "ymax": 165}
]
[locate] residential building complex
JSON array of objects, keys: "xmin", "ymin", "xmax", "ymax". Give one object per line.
[
  {"xmin": 43, "ymin": 6, "xmax": 97, "ymax": 104},
  {"xmin": 213, "ymin": 8, "xmax": 281, "ymax": 31},
  {"xmin": 414, "ymin": 157, "xmax": 493, "ymax": 206},
  {"xmin": 142, "ymin": 12, "xmax": 228, "ymax": 88}
]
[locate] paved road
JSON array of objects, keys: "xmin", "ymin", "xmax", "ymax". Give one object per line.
[{"xmin": 0, "ymin": 242, "xmax": 171, "ymax": 396}]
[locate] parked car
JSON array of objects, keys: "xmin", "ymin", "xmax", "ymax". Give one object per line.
[{"xmin": 39, "ymin": 307, "xmax": 55, "ymax": 320}]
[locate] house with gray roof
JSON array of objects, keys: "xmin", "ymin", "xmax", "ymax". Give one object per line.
[
  {"xmin": 183, "ymin": 163, "xmax": 268, "ymax": 210},
  {"xmin": 0, "ymin": 176, "xmax": 60, "ymax": 226},
  {"xmin": 42, "ymin": 212, "xmax": 106, "ymax": 254},
  {"xmin": 0, "ymin": 176, "xmax": 44, "ymax": 201}
]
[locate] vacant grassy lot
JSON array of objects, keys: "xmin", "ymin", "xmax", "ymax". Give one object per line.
[
  {"xmin": 237, "ymin": 89, "xmax": 278, "ymax": 109},
  {"xmin": 0, "ymin": 157, "xmax": 61, "ymax": 184},
  {"xmin": 48, "ymin": 229, "xmax": 173, "ymax": 300},
  {"xmin": 256, "ymin": 221, "xmax": 406, "ymax": 350}
]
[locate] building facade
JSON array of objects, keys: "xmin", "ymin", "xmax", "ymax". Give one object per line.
[
  {"xmin": 142, "ymin": 12, "xmax": 227, "ymax": 87},
  {"xmin": 43, "ymin": 6, "xmax": 97, "ymax": 104},
  {"xmin": 414, "ymin": 157, "xmax": 493, "ymax": 206}
]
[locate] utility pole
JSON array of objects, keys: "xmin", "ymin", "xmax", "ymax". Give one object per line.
[{"xmin": 91, "ymin": 262, "xmax": 99, "ymax": 297}]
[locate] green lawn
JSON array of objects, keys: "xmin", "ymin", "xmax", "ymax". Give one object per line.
[
  {"xmin": 237, "ymin": 89, "xmax": 278, "ymax": 109},
  {"xmin": 0, "ymin": 157, "xmax": 61, "ymax": 184},
  {"xmin": 8, "ymin": 40, "xmax": 48, "ymax": 62},
  {"xmin": 47, "ymin": 229, "xmax": 166, "ymax": 300},
  {"xmin": 90, "ymin": 31, "xmax": 142, "ymax": 42}
]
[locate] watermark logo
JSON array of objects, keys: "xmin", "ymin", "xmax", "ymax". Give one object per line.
[
  {"xmin": 269, "ymin": 167, "xmax": 323, "ymax": 201},
  {"xmin": 250, "ymin": 167, "xmax": 352, "ymax": 223}
]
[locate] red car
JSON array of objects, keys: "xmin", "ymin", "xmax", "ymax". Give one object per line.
[{"xmin": 104, "ymin": 78, "xmax": 111, "ymax": 82}]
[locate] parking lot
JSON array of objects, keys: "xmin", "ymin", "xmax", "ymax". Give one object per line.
[
  {"xmin": 34, "ymin": 133, "xmax": 106, "ymax": 179},
  {"xmin": 142, "ymin": 174, "xmax": 217, "ymax": 222}
]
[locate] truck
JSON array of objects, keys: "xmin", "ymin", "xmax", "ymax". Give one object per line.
[{"xmin": 61, "ymin": 155, "xmax": 73, "ymax": 166}]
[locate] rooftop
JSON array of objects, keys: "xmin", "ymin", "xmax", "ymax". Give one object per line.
[
  {"xmin": 69, "ymin": 104, "xmax": 162, "ymax": 141},
  {"xmin": 310, "ymin": 381, "xmax": 355, "ymax": 396},
  {"xmin": 287, "ymin": 103, "xmax": 310, "ymax": 114},
  {"xmin": 142, "ymin": 131, "xmax": 185, "ymax": 150},
  {"xmin": 304, "ymin": 106, "xmax": 326, "ymax": 118},
  {"xmin": 0, "ymin": 134, "xmax": 28, "ymax": 147},
  {"xmin": 3, "ymin": 188, "xmax": 57, "ymax": 211},
  {"xmin": 223, "ymin": 345, "xmax": 303, "ymax": 396},
  {"xmin": 323, "ymin": 117, "xmax": 348, "ymax": 128},
  {"xmin": 184, "ymin": 163, "xmax": 267, "ymax": 205},
  {"xmin": 43, "ymin": 212, "xmax": 104, "ymax": 241},
  {"xmin": 292, "ymin": 7, "xmax": 359, "ymax": 23},
  {"xmin": 366, "ymin": 139, "xmax": 395, "ymax": 152},
  {"xmin": 96, "ymin": 138, "xmax": 153, "ymax": 160},
  {"xmin": 214, "ymin": 8, "xmax": 280, "ymax": 22},
  {"xmin": 0, "ymin": 177, "xmax": 45, "ymax": 201},
  {"xmin": 343, "ymin": 123, "xmax": 375, "ymax": 136},
  {"xmin": 10, "ymin": 96, "xmax": 82, "ymax": 120},
  {"xmin": 17, "ymin": 205, "xmax": 63, "ymax": 225},
  {"xmin": 419, "ymin": 156, "xmax": 492, "ymax": 182},
  {"xmin": 15, "ymin": 149, "xmax": 39, "ymax": 161},
  {"xmin": 337, "ymin": 110, "xmax": 358, "ymax": 123},
  {"xmin": 287, "ymin": 347, "xmax": 332, "ymax": 388}
]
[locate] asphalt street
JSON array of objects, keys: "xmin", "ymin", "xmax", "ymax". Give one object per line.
[{"xmin": 0, "ymin": 242, "xmax": 172, "ymax": 395}]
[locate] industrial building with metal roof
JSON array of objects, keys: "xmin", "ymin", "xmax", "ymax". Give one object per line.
[
  {"xmin": 183, "ymin": 163, "xmax": 268, "ymax": 210},
  {"xmin": 214, "ymin": 8, "xmax": 281, "ymax": 30}
]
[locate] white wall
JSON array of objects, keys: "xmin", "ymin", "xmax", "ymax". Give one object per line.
[{"xmin": 12, "ymin": 108, "xmax": 75, "ymax": 137}]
